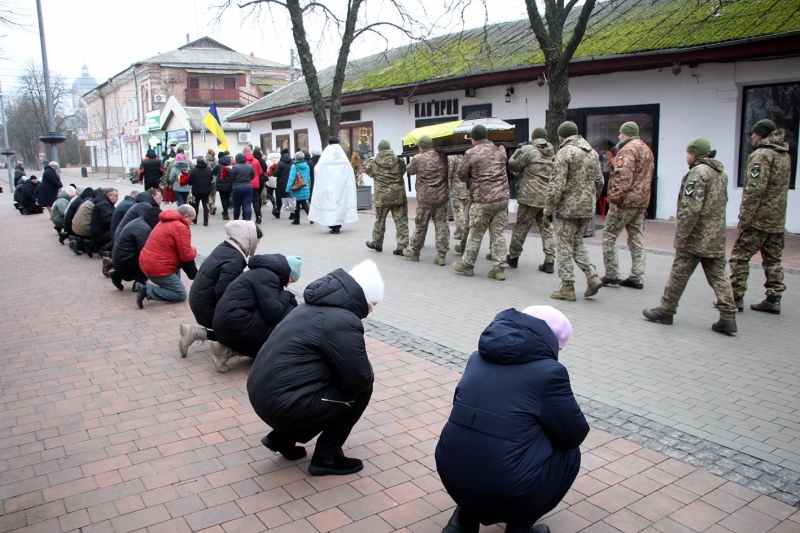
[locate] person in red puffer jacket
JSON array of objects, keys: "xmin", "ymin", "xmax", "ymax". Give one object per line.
[
  {"xmin": 243, "ymin": 146, "xmax": 264, "ymax": 224},
  {"xmin": 137, "ymin": 205, "xmax": 198, "ymax": 309}
]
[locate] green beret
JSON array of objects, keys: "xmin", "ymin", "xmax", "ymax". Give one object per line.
[
  {"xmin": 470, "ymin": 124, "xmax": 488, "ymax": 141},
  {"xmin": 557, "ymin": 121, "xmax": 579, "ymax": 138},
  {"xmin": 686, "ymin": 137, "xmax": 712, "ymax": 157},
  {"xmin": 378, "ymin": 140, "xmax": 391, "ymax": 151},
  {"xmin": 751, "ymin": 119, "xmax": 776, "ymax": 138},
  {"xmin": 532, "ymin": 127, "xmax": 548, "ymax": 140},
  {"xmin": 418, "ymin": 135, "xmax": 433, "ymax": 149},
  {"xmin": 620, "ymin": 122, "xmax": 639, "ymax": 137}
]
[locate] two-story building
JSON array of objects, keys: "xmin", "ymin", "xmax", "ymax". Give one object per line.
[{"xmin": 82, "ymin": 37, "xmax": 289, "ymax": 173}]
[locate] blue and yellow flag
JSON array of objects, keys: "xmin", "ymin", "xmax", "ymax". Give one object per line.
[{"xmin": 202, "ymin": 102, "xmax": 229, "ymax": 151}]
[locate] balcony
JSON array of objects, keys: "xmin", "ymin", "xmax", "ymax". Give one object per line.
[{"xmin": 185, "ymin": 88, "xmax": 240, "ymax": 105}]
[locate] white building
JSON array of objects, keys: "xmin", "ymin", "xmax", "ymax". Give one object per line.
[{"xmin": 227, "ymin": 0, "xmax": 800, "ymax": 232}]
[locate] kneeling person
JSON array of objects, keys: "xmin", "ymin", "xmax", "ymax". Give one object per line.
[{"xmin": 110, "ymin": 205, "xmax": 162, "ymax": 292}]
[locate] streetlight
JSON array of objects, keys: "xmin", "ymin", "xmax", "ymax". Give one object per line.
[
  {"xmin": 0, "ymin": 82, "xmax": 15, "ymax": 191},
  {"xmin": 36, "ymin": 0, "xmax": 65, "ymax": 163}
]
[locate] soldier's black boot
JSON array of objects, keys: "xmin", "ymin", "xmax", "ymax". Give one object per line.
[
  {"xmin": 643, "ymin": 307, "xmax": 673, "ymax": 325},
  {"xmin": 750, "ymin": 298, "xmax": 780, "ymax": 314},
  {"xmin": 538, "ymin": 262, "xmax": 554, "ymax": 274},
  {"xmin": 506, "ymin": 255, "xmax": 519, "ymax": 268},
  {"xmin": 600, "ymin": 276, "xmax": 621, "ymax": 285},
  {"xmin": 366, "ymin": 241, "xmax": 382, "ymax": 252},
  {"xmin": 442, "ymin": 507, "xmax": 479, "ymax": 533},
  {"xmin": 620, "ymin": 278, "xmax": 644, "ymax": 289},
  {"xmin": 712, "ymin": 317, "xmax": 737, "ymax": 335}
]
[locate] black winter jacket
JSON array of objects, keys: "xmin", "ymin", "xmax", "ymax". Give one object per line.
[
  {"xmin": 273, "ymin": 153, "xmax": 293, "ymax": 191},
  {"xmin": 212, "ymin": 254, "xmax": 297, "ymax": 359},
  {"xmin": 435, "ymin": 308, "xmax": 589, "ymax": 525},
  {"xmin": 20, "ymin": 181, "xmax": 39, "ymax": 208},
  {"xmin": 213, "ymin": 155, "xmax": 232, "ymax": 192},
  {"xmin": 112, "ymin": 206, "xmax": 161, "ymax": 281},
  {"xmin": 189, "ymin": 241, "xmax": 248, "ymax": 329},
  {"xmin": 90, "ymin": 193, "xmax": 116, "ymax": 244},
  {"xmin": 228, "ymin": 161, "xmax": 255, "ymax": 189},
  {"xmin": 64, "ymin": 188, "xmax": 95, "ymax": 235},
  {"xmin": 40, "ymin": 167, "xmax": 62, "ymax": 207},
  {"xmin": 115, "ymin": 192, "xmax": 160, "ymax": 241},
  {"xmin": 189, "ymin": 160, "xmax": 214, "ymax": 196},
  {"xmin": 247, "ymin": 268, "xmax": 373, "ymax": 442},
  {"xmin": 110, "ymin": 195, "xmax": 136, "ymax": 238},
  {"xmin": 140, "ymin": 156, "xmax": 164, "ymax": 189}
]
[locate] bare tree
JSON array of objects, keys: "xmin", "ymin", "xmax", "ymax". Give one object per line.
[
  {"xmin": 524, "ymin": 0, "xmax": 598, "ymax": 147},
  {"xmin": 217, "ymin": 0, "xmax": 417, "ymax": 148}
]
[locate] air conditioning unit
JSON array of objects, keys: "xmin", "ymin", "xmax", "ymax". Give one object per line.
[
  {"xmin": 238, "ymin": 132, "xmax": 251, "ymax": 144},
  {"xmin": 153, "ymin": 94, "xmax": 167, "ymax": 103}
]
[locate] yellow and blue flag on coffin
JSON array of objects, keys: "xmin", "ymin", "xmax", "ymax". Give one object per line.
[{"xmin": 202, "ymin": 102, "xmax": 229, "ymax": 151}]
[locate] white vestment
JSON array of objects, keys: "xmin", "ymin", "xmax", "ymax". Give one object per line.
[{"xmin": 309, "ymin": 144, "xmax": 358, "ymax": 226}]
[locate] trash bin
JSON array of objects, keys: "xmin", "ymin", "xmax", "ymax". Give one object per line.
[
  {"xmin": 356, "ymin": 185, "xmax": 372, "ymax": 210},
  {"xmin": 80, "ymin": 167, "xmax": 88, "ymax": 178}
]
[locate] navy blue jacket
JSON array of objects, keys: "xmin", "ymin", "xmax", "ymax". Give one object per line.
[
  {"xmin": 212, "ymin": 254, "xmax": 297, "ymax": 358},
  {"xmin": 435, "ymin": 308, "xmax": 589, "ymax": 525},
  {"xmin": 112, "ymin": 206, "xmax": 160, "ymax": 281},
  {"xmin": 189, "ymin": 241, "xmax": 248, "ymax": 330},
  {"xmin": 110, "ymin": 195, "xmax": 136, "ymax": 238}
]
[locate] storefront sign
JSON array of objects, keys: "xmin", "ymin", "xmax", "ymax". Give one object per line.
[
  {"xmin": 146, "ymin": 110, "xmax": 161, "ymax": 131},
  {"xmin": 123, "ymin": 134, "xmax": 140, "ymax": 143},
  {"xmin": 167, "ymin": 129, "xmax": 189, "ymax": 143}
]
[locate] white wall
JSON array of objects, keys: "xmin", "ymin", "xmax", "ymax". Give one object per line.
[{"xmin": 249, "ymin": 56, "xmax": 800, "ymax": 232}]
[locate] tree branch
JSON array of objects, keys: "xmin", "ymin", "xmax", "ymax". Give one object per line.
[{"xmin": 561, "ymin": 0, "xmax": 597, "ymax": 65}]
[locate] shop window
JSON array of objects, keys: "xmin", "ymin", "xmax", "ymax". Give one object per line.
[
  {"xmin": 260, "ymin": 133, "xmax": 272, "ymax": 152},
  {"xmin": 739, "ymin": 82, "xmax": 799, "ymax": 189},
  {"xmin": 338, "ymin": 122, "xmax": 373, "ymax": 160},
  {"xmin": 295, "ymin": 129, "xmax": 309, "ymax": 152}
]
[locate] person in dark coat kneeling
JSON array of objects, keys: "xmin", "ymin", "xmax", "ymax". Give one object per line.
[
  {"xmin": 180, "ymin": 221, "xmax": 262, "ymax": 361},
  {"xmin": 435, "ymin": 305, "xmax": 588, "ymax": 533},
  {"xmin": 247, "ymin": 260, "xmax": 383, "ymax": 476},
  {"xmin": 110, "ymin": 205, "xmax": 162, "ymax": 292},
  {"xmin": 211, "ymin": 253, "xmax": 301, "ymax": 370}
]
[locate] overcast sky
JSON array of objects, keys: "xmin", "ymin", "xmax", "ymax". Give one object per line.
[{"xmin": 0, "ymin": 0, "xmax": 527, "ymax": 97}]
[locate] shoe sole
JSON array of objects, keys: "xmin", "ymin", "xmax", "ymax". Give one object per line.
[
  {"xmin": 550, "ymin": 294, "xmax": 576, "ymax": 301},
  {"xmin": 178, "ymin": 323, "xmax": 189, "ymax": 358},
  {"xmin": 751, "ymin": 306, "xmax": 780, "ymax": 314},
  {"xmin": 211, "ymin": 355, "xmax": 229, "ymax": 373},
  {"xmin": 308, "ymin": 463, "xmax": 364, "ymax": 476},
  {"xmin": 712, "ymin": 326, "xmax": 737, "ymax": 335},
  {"xmin": 585, "ymin": 285, "xmax": 603, "ymax": 298}
]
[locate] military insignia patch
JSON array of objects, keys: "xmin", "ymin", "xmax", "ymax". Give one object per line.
[
  {"xmin": 750, "ymin": 162, "xmax": 761, "ymax": 179},
  {"xmin": 615, "ymin": 156, "xmax": 625, "ymax": 168},
  {"xmin": 684, "ymin": 180, "xmax": 696, "ymax": 196}
]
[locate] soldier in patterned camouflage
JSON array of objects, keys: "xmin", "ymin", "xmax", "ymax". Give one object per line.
[
  {"xmin": 544, "ymin": 122, "xmax": 605, "ymax": 300},
  {"xmin": 728, "ymin": 119, "xmax": 791, "ymax": 315},
  {"xmin": 449, "ymin": 155, "xmax": 469, "ymax": 244},
  {"xmin": 404, "ymin": 135, "xmax": 450, "ymax": 265},
  {"xmin": 507, "ymin": 127, "xmax": 556, "ymax": 273},
  {"xmin": 453, "ymin": 124, "xmax": 510, "ymax": 281},
  {"xmin": 364, "ymin": 140, "xmax": 409, "ymax": 255},
  {"xmin": 601, "ymin": 121, "xmax": 654, "ymax": 289},
  {"xmin": 643, "ymin": 137, "xmax": 738, "ymax": 335}
]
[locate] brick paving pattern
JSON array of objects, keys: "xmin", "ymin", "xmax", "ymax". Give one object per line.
[{"xmin": 1, "ymin": 171, "xmax": 798, "ymax": 532}]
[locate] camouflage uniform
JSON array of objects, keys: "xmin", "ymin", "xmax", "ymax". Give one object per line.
[
  {"xmin": 544, "ymin": 135, "xmax": 604, "ymax": 283},
  {"xmin": 205, "ymin": 154, "xmax": 218, "ymax": 215},
  {"xmin": 602, "ymin": 137, "xmax": 654, "ymax": 283},
  {"xmin": 507, "ymin": 139, "xmax": 555, "ymax": 262},
  {"xmin": 449, "ymin": 155, "xmax": 469, "ymax": 241},
  {"xmin": 458, "ymin": 141, "xmax": 510, "ymax": 268},
  {"xmin": 365, "ymin": 149, "xmax": 409, "ymax": 251},
  {"xmin": 659, "ymin": 157, "xmax": 737, "ymax": 318},
  {"xmin": 729, "ymin": 129, "xmax": 791, "ymax": 302},
  {"xmin": 407, "ymin": 150, "xmax": 449, "ymax": 257}
]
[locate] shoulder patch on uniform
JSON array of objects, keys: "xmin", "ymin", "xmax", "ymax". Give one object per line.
[
  {"xmin": 750, "ymin": 162, "xmax": 761, "ymax": 179},
  {"xmin": 684, "ymin": 180, "xmax": 696, "ymax": 196},
  {"xmin": 615, "ymin": 156, "xmax": 625, "ymax": 168}
]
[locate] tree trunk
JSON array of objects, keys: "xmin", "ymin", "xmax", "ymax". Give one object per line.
[{"xmin": 545, "ymin": 63, "xmax": 571, "ymax": 149}]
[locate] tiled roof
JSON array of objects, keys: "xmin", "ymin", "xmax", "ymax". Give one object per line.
[
  {"xmin": 228, "ymin": 0, "xmax": 800, "ymax": 121},
  {"xmin": 142, "ymin": 37, "xmax": 286, "ymax": 71},
  {"xmin": 183, "ymin": 106, "xmax": 250, "ymax": 132}
]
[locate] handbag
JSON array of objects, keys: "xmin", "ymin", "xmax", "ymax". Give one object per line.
[{"xmin": 291, "ymin": 173, "xmax": 307, "ymax": 191}]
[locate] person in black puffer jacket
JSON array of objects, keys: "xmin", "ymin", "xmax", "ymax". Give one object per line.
[
  {"xmin": 110, "ymin": 191, "xmax": 138, "ymax": 238},
  {"xmin": 247, "ymin": 260, "xmax": 384, "ymax": 476},
  {"xmin": 179, "ymin": 221, "xmax": 262, "ymax": 360},
  {"xmin": 211, "ymin": 253, "xmax": 301, "ymax": 365},
  {"xmin": 110, "ymin": 205, "xmax": 162, "ymax": 291},
  {"xmin": 435, "ymin": 306, "xmax": 588, "ymax": 533},
  {"xmin": 213, "ymin": 152, "xmax": 232, "ymax": 220},
  {"xmin": 114, "ymin": 189, "xmax": 162, "ymax": 241},
  {"xmin": 189, "ymin": 157, "xmax": 214, "ymax": 225},
  {"xmin": 139, "ymin": 149, "xmax": 165, "ymax": 190},
  {"xmin": 271, "ymin": 149, "xmax": 293, "ymax": 219},
  {"xmin": 90, "ymin": 188, "xmax": 119, "ymax": 254},
  {"xmin": 19, "ymin": 176, "xmax": 43, "ymax": 214}
]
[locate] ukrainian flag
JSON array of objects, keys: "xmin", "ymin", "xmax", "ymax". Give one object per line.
[{"xmin": 202, "ymin": 102, "xmax": 229, "ymax": 151}]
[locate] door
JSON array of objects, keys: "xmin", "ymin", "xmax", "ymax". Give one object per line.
[
  {"xmin": 294, "ymin": 129, "xmax": 309, "ymax": 153},
  {"xmin": 276, "ymin": 134, "xmax": 291, "ymax": 153},
  {"xmin": 260, "ymin": 133, "xmax": 272, "ymax": 153}
]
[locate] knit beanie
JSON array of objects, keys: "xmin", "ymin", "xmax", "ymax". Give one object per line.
[
  {"xmin": 243, "ymin": 145, "xmax": 252, "ymax": 154},
  {"xmin": 470, "ymin": 124, "xmax": 488, "ymax": 141},
  {"xmin": 348, "ymin": 260, "xmax": 384, "ymax": 304},
  {"xmin": 378, "ymin": 139, "xmax": 391, "ymax": 151},
  {"xmin": 65, "ymin": 186, "xmax": 76, "ymax": 197},
  {"xmin": 619, "ymin": 121, "xmax": 639, "ymax": 137},
  {"xmin": 235, "ymin": 153, "xmax": 246, "ymax": 164},
  {"xmin": 286, "ymin": 256, "xmax": 302, "ymax": 282},
  {"xmin": 175, "ymin": 153, "xmax": 184, "ymax": 161},
  {"xmin": 532, "ymin": 127, "xmax": 548, "ymax": 140},
  {"xmin": 418, "ymin": 135, "xmax": 433, "ymax": 149},
  {"xmin": 751, "ymin": 119, "xmax": 776, "ymax": 138},
  {"xmin": 557, "ymin": 121, "xmax": 579, "ymax": 138},
  {"xmin": 522, "ymin": 305, "xmax": 573, "ymax": 349},
  {"xmin": 686, "ymin": 137, "xmax": 712, "ymax": 157},
  {"xmin": 295, "ymin": 151, "xmax": 305, "ymax": 162}
]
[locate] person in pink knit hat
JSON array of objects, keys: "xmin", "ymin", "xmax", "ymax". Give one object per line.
[{"xmin": 435, "ymin": 305, "xmax": 588, "ymax": 533}]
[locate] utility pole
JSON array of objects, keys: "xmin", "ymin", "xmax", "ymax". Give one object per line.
[{"xmin": 35, "ymin": 0, "xmax": 65, "ymax": 162}]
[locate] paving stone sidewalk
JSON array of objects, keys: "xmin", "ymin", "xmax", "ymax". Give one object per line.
[{"xmin": 1, "ymin": 189, "xmax": 799, "ymax": 532}]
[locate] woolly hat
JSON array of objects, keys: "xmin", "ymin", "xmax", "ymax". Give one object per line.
[
  {"xmin": 686, "ymin": 137, "xmax": 712, "ymax": 157},
  {"xmin": 311, "ymin": 149, "xmax": 321, "ymax": 156},
  {"xmin": 65, "ymin": 186, "xmax": 76, "ymax": 197},
  {"xmin": 751, "ymin": 119, "xmax": 776, "ymax": 138},
  {"xmin": 76, "ymin": 186, "xmax": 85, "ymax": 195},
  {"xmin": 470, "ymin": 124, "xmax": 488, "ymax": 141},
  {"xmin": 620, "ymin": 122, "xmax": 639, "ymax": 137},
  {"xmin": 235, "ymin": 153, "xmax": 246, "ymax": 164},
  {"xmin": 532, "ymin": 127, "xmax": 548, "ymax": 140},
  {"xmin": 175, "ymin": 153, "xmax": 185, "ymax": 161},
  {"xmin": 146, "ymin": 149, "xmax": 157, "ymax": 158},
  {"xmin": 557, "ymin": 121, "xmax": 579, "ymax": 138},
  {"xmin": 286, "ymin": 256, "xmax": 302, "ymax": 282},
  {"xmin": 242, "ymin": 145, "xmax": 253, "ymax": 153},
  {"xmin": 295, "ymin": 151, "xmax": 305, "ymax": 162},
  {"xmin": 378, "ymin": 140, "xmax": 391, "ymax": 151},
  {"xmin": 522, "ymin": 305, "xmax": 573, "ymax": 349},
  {"xmin": 280, "ymin": 148, "xmax": 289, "ymax": 155},
  {"xmin": 349, "ymin": 260, "xmax": 384, "ymax": 304},
  {"xmin": 418, "ymin": 135, "xmax": 433, "ymax": 149}
]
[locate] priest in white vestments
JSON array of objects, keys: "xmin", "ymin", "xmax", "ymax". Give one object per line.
[{"xmin": 308, "ymin": 137, "xmax": 358, "ymax": 233}]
